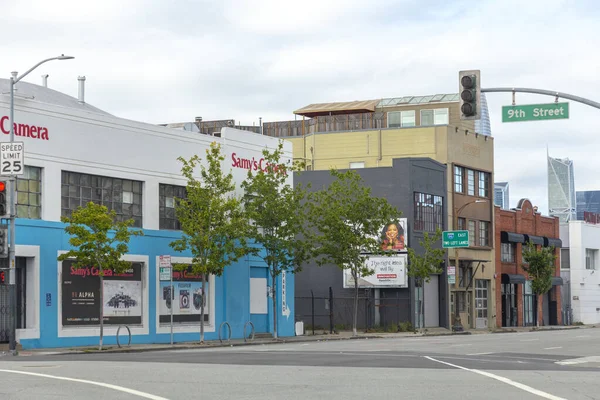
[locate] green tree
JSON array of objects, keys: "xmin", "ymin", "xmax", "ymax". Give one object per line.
[
  {"xmin": 406, "ymin": 228, "xmax": 446, "ymax": 330},
  {"xmin": 58, "ymin": 202, "xmax": 144, "ymax": 350},
  {"xmin": 521, "ymin": 241, "xmax": 557, "ymax": 327},
  {"xmin": 309, "ymin": 169, "xmax": 403, "ymax": 336},
  {"xmin": 241, "ymin": 141, "xmax": 312, "ymax": 340},
  {"xmin": 170, "ymin": 142, "xmax": 252, "ymax": 343}
]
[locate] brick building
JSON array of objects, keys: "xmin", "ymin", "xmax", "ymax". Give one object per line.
[{"xmin": 495, "ymin": 199, "xmax": 563, "ymax": 327}]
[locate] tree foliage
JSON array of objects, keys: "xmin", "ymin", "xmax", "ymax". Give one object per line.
[
  {"xmin": 170, "ymin": 141, "xmax": 252, "ymax": 342},
  {"xmin": 309, "ymin": 169, "xmax": 403, "ymax": 336},
  {"xmin": 240, "ymin": 141, "xmax": 312, "ymax": 339},
  {"xmin": 522, "ymin": 241, "xmax": 557, "ymax": 296},
  {"xmin": 58, "ymin": 201, "xmax": 143, "ymax": 350}
]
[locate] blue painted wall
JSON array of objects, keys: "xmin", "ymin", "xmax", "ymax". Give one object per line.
[{"xmin": 15, "ymin": 219, "xmax": 295, "ymax": 349}]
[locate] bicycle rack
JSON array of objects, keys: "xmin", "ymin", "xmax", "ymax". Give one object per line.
[
  {"xmin": 219, "ymin": 321, "xmax": 232, "ymax": 343},
  {"xmin": 116, "ymin": 325, "xmax": 132, "ymax": 348},
  {"xmin": 243, "ymin": 321, "xmax": 255, "ymax": 342}
]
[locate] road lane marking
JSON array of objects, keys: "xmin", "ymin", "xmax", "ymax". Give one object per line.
[
  {"xmin": 520, "ymin": 339, "xmax": 539, "ymax": 342},
  {"xmin": 575, "ymin": 335, "xmax": 590, "ymax": 338},
  {"xmin": 556, "ymin": 356, "xmax": 600, "ymax": 365},
  {"xmin": 0, "ymin": 369, "xmax": 169, "ymax": 400},
  {"xmin": 424, "ymin": 356, "xmax": 566, "ymax": 400},
  {"xmin": 544, "ymin": 347, "xmax": 562, "ymax": 350},
  {"xmin": 467, "ymin": 352, "xmax": 495, "ymax": 355}
]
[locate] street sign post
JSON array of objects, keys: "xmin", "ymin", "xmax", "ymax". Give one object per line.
[
  {"xmin": 0, "ymin": 142, "xmax": 24, "ymax": 176},
  {"xmin": 502, "ymin": 102, "xmax": 569, "ymax": 123},
  {"xmin": 442, "ymin": 230, "xmax": 469, "ymax": 248},
  {"xmin": 447, "ymin": 266, "xmax": 456, "ymax": 284},
  {"xmin": 159, "ymin": 255, "xmax": 173, "ymax": 345}
]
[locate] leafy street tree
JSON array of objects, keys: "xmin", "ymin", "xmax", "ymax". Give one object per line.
[
  {"xmin": 521, "ymin": 241, "xmax": 557, "ymax": 327},
  {"xmin": 170, "ymin": 142, "xmax": 252, "ymax": 343},
  {"xmin": 406, "ymin": 228, "xmax": 446, "ymax": 330},
  {"xmin": 309, "ymin": 169, "xmax": 403, "ymax": 336},
  {"xmin": 58, "ymin": 202, "xmax": 144, "ymax": 351},
  {"xmin": 241, "ymin": 141, "xmax": 312, "ymax": 340}
]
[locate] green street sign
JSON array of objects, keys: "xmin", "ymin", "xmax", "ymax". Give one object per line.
[
  {"xmin": 502, "ymin": 102, "xmax": 569, "ymax": 123},
  {"xmin": 442, "ymin": 230, "xmax": 469, "ymax": 248}
]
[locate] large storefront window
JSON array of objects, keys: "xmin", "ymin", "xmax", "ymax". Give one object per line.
[
  {"xmin": 159, "ymin": 184, "xmax": 187, "ymax": 230},
  {"xmin": 61, "ymin": 260, "xmax": 143, "ymax": 326},
  {"xmin": 61, "ymin": 171, "xmax": 143, "ymax": 227},
  {"xmin": 17, "ymin": 166, "xmax": 42, "ymax": 219},
  {"xmin": 159, "ymin": 265, "xmax": 209, "ymax": 324}
]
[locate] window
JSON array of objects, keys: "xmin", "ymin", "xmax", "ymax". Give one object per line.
[
  {"xmin": 479, "ymin": 221, "xmax": 489, "ymax": 247},
  {"xmin": 467, "ymin": 169, "xmax": 475, "ymax": 196},
  {"xmin": 478, "ymin": 171, "xmax": 490, "ymax": 197},
  {"xmin": 387, "ymin": 110, "xmax": 416, "ymax": 128},
  {"xmin": 521, "ymin": 244, "xmax": 529, "ymax": 264},
  {"xmin": 560, "ymin": 248, "xmax": 570, "ymax": 269},
  {"xmin": 349, "ymin": 161, "xmax": 365, "ymax": 169},
  {"xmin": 414, "ymin": 192, "xmax": 443, "ymax": 232},
  {"xmin": 61, "ymin": 171, "xmax": 143, "ymax": 227},
  {"xmin": 17, "ymin": 166, "xmax": 42, "ymax": 219},
  {"xmin": 468, "ymin": 220, "xmax": 476, "ymax": 247},
  {"xmin": 420, "ymin": 108, "xmax": 449, "ymax": 126},
  {"xmin": 159, "ymin": 184, "xmax": 187, "ymax": 230},
  {"xmin": 501, "ymin": 243, "xmax": 515, "ymax": 263},
  {"xmin": 454, "ymin": 166, "xmax": 464, "ymax": 193},
  {"xmin": 586, "ymin": 249, "xmax": 598, "ymax": 270},
  {"xmin": 457, "ymin": 217, "xmax": 466, "ymax": 230}
]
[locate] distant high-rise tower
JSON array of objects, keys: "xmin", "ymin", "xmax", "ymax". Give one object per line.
[
  {"xmin": 494, "ymin": 182, "xmax": 510, "ymax": 209},
  {"xmin": 547, "ymin": 150, "xmax": 576, "ymax": 222},
  {"xmin": 475, "ymin": 93, "xmax": 492, "ymax": 136}
]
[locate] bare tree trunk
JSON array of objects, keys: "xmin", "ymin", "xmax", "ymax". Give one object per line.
[
  {"xmin": 99, "ymin": 274, "xmax": 104, "ymax": 351},
  {"xmin": 272, "ymin": 266, "xmax": 278, "ymax": 339},
  {"xmin": 353, "ymin": 272, "xmax": 358, "ymax": 336},
  {"xmin": 537, "ymin": 293, "xmax": 542, "ymax": 328},
  {"xmin": 200, "ymin": 274, "xmax": 206, "ymax": 343}
]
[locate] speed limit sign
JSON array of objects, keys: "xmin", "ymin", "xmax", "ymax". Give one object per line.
[{"xmin": 0, "ymin": 142, "xmax": 24, "ymax": 176}]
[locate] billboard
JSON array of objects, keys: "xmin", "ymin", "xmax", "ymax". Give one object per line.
[
  {"xmin": 159, "ymin": 265, "xmax": 209, "ymax": 324},
  {"xmin": 61, "ymin": 260, "xmax": 143, "ymax": 326},
  {"xmin": 343, "ymin": 254, "xmax": 408, "ymax": 288},
  {"xmin": 380, "ymin": 219, "xmax": 408, "ymax": 251}
]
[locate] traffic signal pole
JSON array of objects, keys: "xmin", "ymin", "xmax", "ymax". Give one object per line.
[
  {"xmin": 481, "ymin": 87, "xmax": 600, "ymax": 110},
  {"xmin": 8, "ymin": 74, "xmax": 17, "ymax": 353}
]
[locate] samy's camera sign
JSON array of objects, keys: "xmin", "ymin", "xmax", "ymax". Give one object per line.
[{"xmin": 343, "ymin": 254, "xmax": 408, "ymax": 288}]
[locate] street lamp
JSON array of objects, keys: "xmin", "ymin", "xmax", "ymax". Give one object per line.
[
  {"xmin": 452, "ymin": 199, "xmax": 488, "ymax": 332},
  {"xmin": 7, "ymin": 54, "xmax": 74, "ymax": 353}
]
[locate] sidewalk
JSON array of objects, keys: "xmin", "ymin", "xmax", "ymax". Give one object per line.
[{"xmin": 7, "ymin": 324, "xmax": 592, "ymax": 357}]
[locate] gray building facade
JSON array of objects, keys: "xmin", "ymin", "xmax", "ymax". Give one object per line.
[{"xmin": 294, "ymin": 157, "xmax": 449, "ymax": 331}]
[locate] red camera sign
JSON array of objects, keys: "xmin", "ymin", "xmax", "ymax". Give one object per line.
[{"xmin": 0, "ymin": 270, "xmax": 5, "ymax": 284}]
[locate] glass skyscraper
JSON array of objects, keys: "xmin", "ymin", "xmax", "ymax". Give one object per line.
[
  {"xmin": 494, "ymin": 182, "xmax": 510, "ymax": 209},
  {"xmin": 547, "ymin": 153, "xmax": 576, "ymax": 222}
]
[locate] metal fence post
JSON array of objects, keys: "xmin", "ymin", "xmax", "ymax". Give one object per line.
[
  {"xmin": 311, "ymin": 289, "xmax": 315, "ymax": 336},
  {"xmin": 329, "ymin": 286, "xmax": 334, "ymax": 334}
]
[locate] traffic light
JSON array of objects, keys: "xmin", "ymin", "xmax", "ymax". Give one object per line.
[
  {"xmin": 0, "ymin": 225, "xmax": 8, "ymax": 258},
  {"xmin": 0, "ymin": 181, "xmax": 6, "ymax": 217},
  {"xmin": 459, "ymin": 70, "xmax": 481, "ymax": 120}
]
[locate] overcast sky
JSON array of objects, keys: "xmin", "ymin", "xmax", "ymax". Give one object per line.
[{"xmin": 1, "ymin": 0, "xmax": 598, "ymax": 215}]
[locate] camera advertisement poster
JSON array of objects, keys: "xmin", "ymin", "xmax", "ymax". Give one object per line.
[
  {"xmin": 159, "ymin": 265, "xmax": 209, "ymax": 324},
  {"xmin": 61, "ymin": 260, "xmax": 143, "ymax": 326},
  {"xmin": 343, "ymin": 254, "xmax": 408, "ymax": 288}
]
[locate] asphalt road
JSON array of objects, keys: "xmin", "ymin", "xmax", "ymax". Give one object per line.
[{"xmin": 1, "ymin": 328, "xmax": 599, "ymax": 399}]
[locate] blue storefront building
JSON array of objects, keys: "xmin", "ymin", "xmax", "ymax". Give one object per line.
[{"xmin": 0, "ymin": 78, "xmax": 295, "ymax": 349}]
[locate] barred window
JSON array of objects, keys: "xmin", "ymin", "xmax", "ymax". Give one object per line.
[
  {"xmin": 159, "ymin": 184, "xmax": 187, "ymax": 230},
  {"xmin": 61, "ymin": 171, "xmax": 143, "ymax": 227},
  {"xmin": 414, "ymin": 192, "xmax": 443, "ymax": 232},
  {"xmin": 17, "ymin": 166, "xmax": 42, "ymax": 219}
]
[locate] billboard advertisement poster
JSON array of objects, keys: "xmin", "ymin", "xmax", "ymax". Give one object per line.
[
  {"xmin": 61, "ymin": 260, "xmax": 143, "ymax": 326},
  {"xmin": 159, "ymin": 265, "xmax": 209, "ymax": 324},
  {"xmin": 343, "ymin": 254, "xmax": 408, "ymax": 288},
  {"xmin": 380, "ymin": 218, "xmax": 408, "ymax": 251}
]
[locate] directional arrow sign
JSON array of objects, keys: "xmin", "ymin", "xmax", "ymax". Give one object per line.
[{"xmin": 502, "ymin": 102, "xmax": 569, "ymax": 123}]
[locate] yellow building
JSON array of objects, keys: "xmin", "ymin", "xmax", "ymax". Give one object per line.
[{"xmin": 265, "ymin": 94, "xmax": 496, "ymax": 330}]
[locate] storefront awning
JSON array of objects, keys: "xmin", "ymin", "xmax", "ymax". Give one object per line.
[
  {"xmin": 524, "ymin": 234, "xmax": 544, "ymax": 245},
  {"xmin": 551, "ymin": 276, "xmax": 564, "ymax": 286},
  {"xmin": 501, "ymin": 231, "xmax": 525, "ymax": 244},
  {"xmin": 544, "ymin": 237, "xmax": 563, "ymax": 248},
  {"xmin": 501, "ymin": 273, "xmax": 526, "ymax": 284}
]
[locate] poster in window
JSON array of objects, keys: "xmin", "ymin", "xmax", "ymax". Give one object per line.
[
  {"xmin": 380, "ymin": 218, "xmax": 408, "ymax": 251},
  {"xmin": 159, "ymin": 265, "xmax": 209, "ymax": 324},
  {"xmin": 61, "ymin": 259, "xmax": 143, "ymax": 326}
]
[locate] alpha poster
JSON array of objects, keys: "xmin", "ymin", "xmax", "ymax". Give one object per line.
[
  {"xmin": 159, "ymin": 265, "xmax": 209, "ymax": 324},
  {"xmin": 61, "ymin": 260, "xmax": 143, "ymax": 326}
]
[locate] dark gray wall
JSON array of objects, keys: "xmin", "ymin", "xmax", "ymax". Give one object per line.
[{"xmin": 294, "ymin": 157, "xmax": 448, "ymax": 330}]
